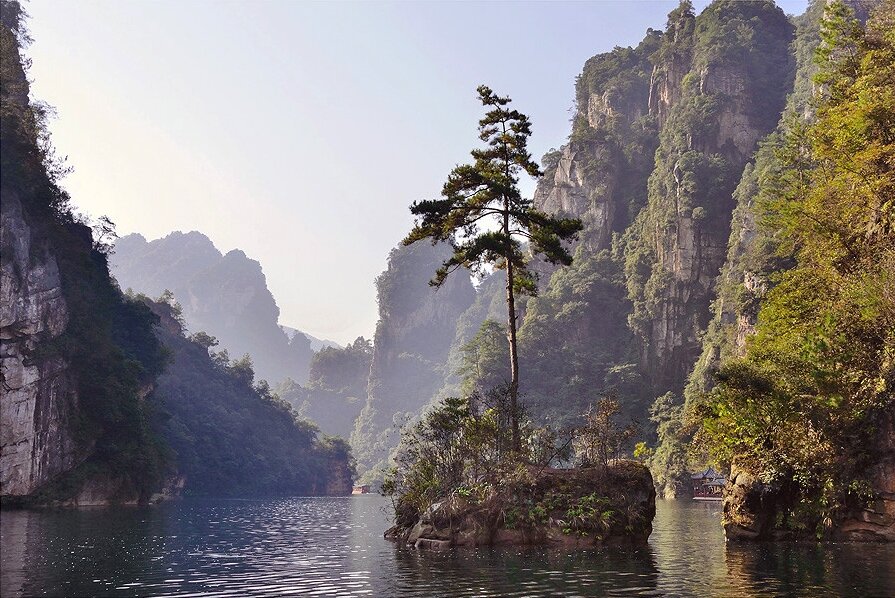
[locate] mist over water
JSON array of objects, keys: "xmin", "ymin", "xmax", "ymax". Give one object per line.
[{"xmin": 2, "ymin": 498, "xmax": 893, "ymax": 597}]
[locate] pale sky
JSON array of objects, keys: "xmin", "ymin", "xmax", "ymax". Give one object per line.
[{"xmin": 25, "ymin": 0, "xmax": 808, "ymax": 345}]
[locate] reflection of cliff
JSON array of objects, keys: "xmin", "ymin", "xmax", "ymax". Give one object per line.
[{"xmin": 724, "ymin": 540, "xmax": 895, "ymax": 597}]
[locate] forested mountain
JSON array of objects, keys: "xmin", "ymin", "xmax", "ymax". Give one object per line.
[
  {"xmin": 347, "ymin": 1, "xmax": 892, "ymax": 544},
  {"xmin": 111, "ymin": 232, "xmax": 315, "ymax": 385},
  {"xmin": 276, "ymin": 337, "xmax": 373, "ymax": 438},
  {"xmin": 148, "ymin": 300, "xmax": 354, "ymax": 497},
  {"xmin": 348, "ymin": 0, "xmax": 798, "ymax": 478}
]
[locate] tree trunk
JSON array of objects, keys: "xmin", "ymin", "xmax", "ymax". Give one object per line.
[{"xmin": 504, "ymin": 200, "xmax": 521, "ymax": 453}]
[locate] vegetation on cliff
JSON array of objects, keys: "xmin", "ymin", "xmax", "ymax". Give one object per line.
[
  {"xmin": 111, "ymin": 231, "xmax": 315, "ymax": 386},
  {"xmin": 1, "ymin": 1, "xmax": 170, "ymax": 503},
  {"xmin": 148, "ymin": 298, "xmax": 355, "ymax": 497},
  {"xmin": 696, "ymin": 0, "xmax": 894, "ymax": 537}
]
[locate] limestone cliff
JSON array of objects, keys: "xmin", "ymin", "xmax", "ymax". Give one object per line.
[
  {"xmin": 1, "ymin": 191, "xmax": 81, "ymax": 497},
  {"xmin": 351, "ymin": 242, "xmax": 475, "ymax": 477},
  {"xmin": 623, "ymin": 0, "xmax": 795, "ymax": 390},
  {"xmin": 1, "ymin": 7, "xmax": 169, "ymax": 504},
  {"xmin": 525, "ymin": 0, "xmax": 795, "ymax": 417},
  {"xmin": 533, "ymin": 30, "xmax": 660, "ymax": 253}
]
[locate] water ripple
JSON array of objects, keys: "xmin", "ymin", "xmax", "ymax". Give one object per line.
[{"xmin": 2, "ymin": 497, "xmax": 894, "ymax": 597}]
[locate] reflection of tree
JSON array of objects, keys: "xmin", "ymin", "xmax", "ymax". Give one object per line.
[
  {"xmin": 383, "ymin": 544, "xmax": 658, "ymax": 596},
  {"xmin": 725, "ymin": 541, "xmax": 895, "ymax": 597}
]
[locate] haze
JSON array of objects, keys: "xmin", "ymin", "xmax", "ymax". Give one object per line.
[{"xmin": 25, "ymin": 0, "xmax": 807, "ymax": 344}]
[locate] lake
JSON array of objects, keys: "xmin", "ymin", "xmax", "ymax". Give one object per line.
[{"xmin": 2, "ymin": 496, "xmax": 893, "ymax": 597}]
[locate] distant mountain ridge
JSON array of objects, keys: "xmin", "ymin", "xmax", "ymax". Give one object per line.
[
  {"xmin": 110, "ymin": 231, "xmax": 314, "ymax": 385},
  {"xmin": 280, "ymin": 325, "xmax": 341, "ymax": 352}
]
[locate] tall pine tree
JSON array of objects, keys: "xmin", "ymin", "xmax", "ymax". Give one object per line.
[{"xmin": 404, "ymin": 85, "xmax": 581, "ymax": 451}]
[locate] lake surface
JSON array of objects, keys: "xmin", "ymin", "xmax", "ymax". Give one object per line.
[{"xmin": 2, "ymin": 496, "xmax": 894, "ymax": 597}]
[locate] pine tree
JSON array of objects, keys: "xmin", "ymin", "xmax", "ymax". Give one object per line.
[{"xmin": 404, "ymin": 85, "xmax": 582, "ymax": 452}]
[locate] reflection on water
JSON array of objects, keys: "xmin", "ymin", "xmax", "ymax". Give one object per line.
[{"xmin": 1, "ymin": 497, "xmax": 893, "ymax": 597}]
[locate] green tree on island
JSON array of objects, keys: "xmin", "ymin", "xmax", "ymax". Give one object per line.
[{"xmin": 403, "ymin": 85, "xmax": 582, "ymax": 451}]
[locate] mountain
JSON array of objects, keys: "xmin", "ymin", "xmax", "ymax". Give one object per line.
[
  {"xmin": 350, "ymin": 242, "xmax": 476, "ymax": 478},
  {"xmin": 281, "ymin": 325, "xmax": 341, "ymax": 351},
  {"xmin": 148, "ymin": 300, "xmax": 354, "ymax": 497},
  {"xmin": 110, "ymin": 231, "xmax": 314, "ymax": 385}
]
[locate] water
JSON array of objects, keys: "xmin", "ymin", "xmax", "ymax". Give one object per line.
[{"xmin": 2, "ymin": 497, "xmax": 893, "ymax": 597}]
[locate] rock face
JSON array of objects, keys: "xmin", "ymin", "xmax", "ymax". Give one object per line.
[
  {"xmin": 623, "ymin": 0, "xmax": 795, "ymax": 390},
  {"xmin": 835, "ymin": 409, "xmax": 895, "ymax": 542},
  {"xmin": 528, "ymin": 1, "xmax": 796, "ymax": 395},
  {"xmin": 2, "ymin": 14, "xmax": 171, "ymax": 506},
  {"xmin": 387, "ymin": 462, "xmax": 656, "ymax": 548},
  {"xmin": 350, "ymin": 242, "xmax": 475, "ymax": 476},
  {"xmin": 111, "ymin": 232, "xmax": 314, "ymax": 385},
  {"xmin": 723, "ymin": 425, "xmax": 895, "ymax": 543},
  {"xmin": 0, "ymin": 191, "xmax": 82, "ymax": 497},
  {"xmin": 533, "ymin": 32, "xmax": 659, "ymax": 254}
]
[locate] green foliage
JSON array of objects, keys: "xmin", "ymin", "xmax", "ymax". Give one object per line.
[
  {"xmin": 458, "ymin": 320, "xmax": 509, "ymax": 396},
  {"xmin": 574, "ymin": 396, "xmax": 639, "ymax": 469},
  {"xmin": 276, "ymin": 337, "xmax": 373, "ymax": 439},
  {"xmin": 562, "ymin": 493, "xmax": 616, "ymax": 537},
  {"xmin": 698, "ymin": 0, "xmax": 895, "ymax": 534},
  {"xmin": 404, "ymin": 85, "xmax": 582, "ymax": 292},
  {"xmin": 519, "ymin": 246, "xmax": 650, "ymax": 426},
  {"xmin": 150, "ymin": 303, "xmax": 355, "ymax": 496},
  {"xmin": 645, "ymin": 392, "xmax": 692, "ymax": 496},
  {"xmin": 309, "ymin": 336, "xmax": 373, "ymax": 394},
  {"xmin": 404, "ymin": 85, "xmax": 582, "ymax": 451}
]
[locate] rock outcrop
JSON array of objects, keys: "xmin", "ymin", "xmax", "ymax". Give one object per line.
[
  {"xmin": 724, "ymin": 425, "xmax": 895, "ymax": 543},
  {"xmin": 386, "ymin": 462, "xmax": 656, "ymax": 548},
  {"xmin": 1, "ymin": 191, "xmax": 81, "ymax": 497}
]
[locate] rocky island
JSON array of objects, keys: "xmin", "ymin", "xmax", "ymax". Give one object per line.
[{"xmin": 387, "ymin": 462, "xmax": 655, "ymax": 548}]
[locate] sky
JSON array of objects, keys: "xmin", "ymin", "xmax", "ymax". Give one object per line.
[{"xmin": 25, "ymin": 0, "xmax": 808, "ymax": 345}]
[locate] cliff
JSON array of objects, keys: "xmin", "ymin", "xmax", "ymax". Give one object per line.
[
  {"xmin": 350, "ymin": 242, "xmax": 475, "ymax": 477},
  {"xmin": 111, "ymin": 232, "xmax": 314, "ymax": 385},
  {"xmin": 622, "ymin": 0, "xmax": 794, "ymax": 390},
  {"xmin": 517, "ymin": 0, "xmax": 794, "ymax": 431},
  {"xmin": 1, "ymin": 6, "xmax": 169, "ymax": 505},
  {"xmin": 1, "ymin": 189, "xmax": 80, "ymax": 497}
]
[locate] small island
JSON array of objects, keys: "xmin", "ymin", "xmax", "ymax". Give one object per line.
[{"xmin": 382, "ymin": 394, "xmax": 656, "ymax": 549}]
